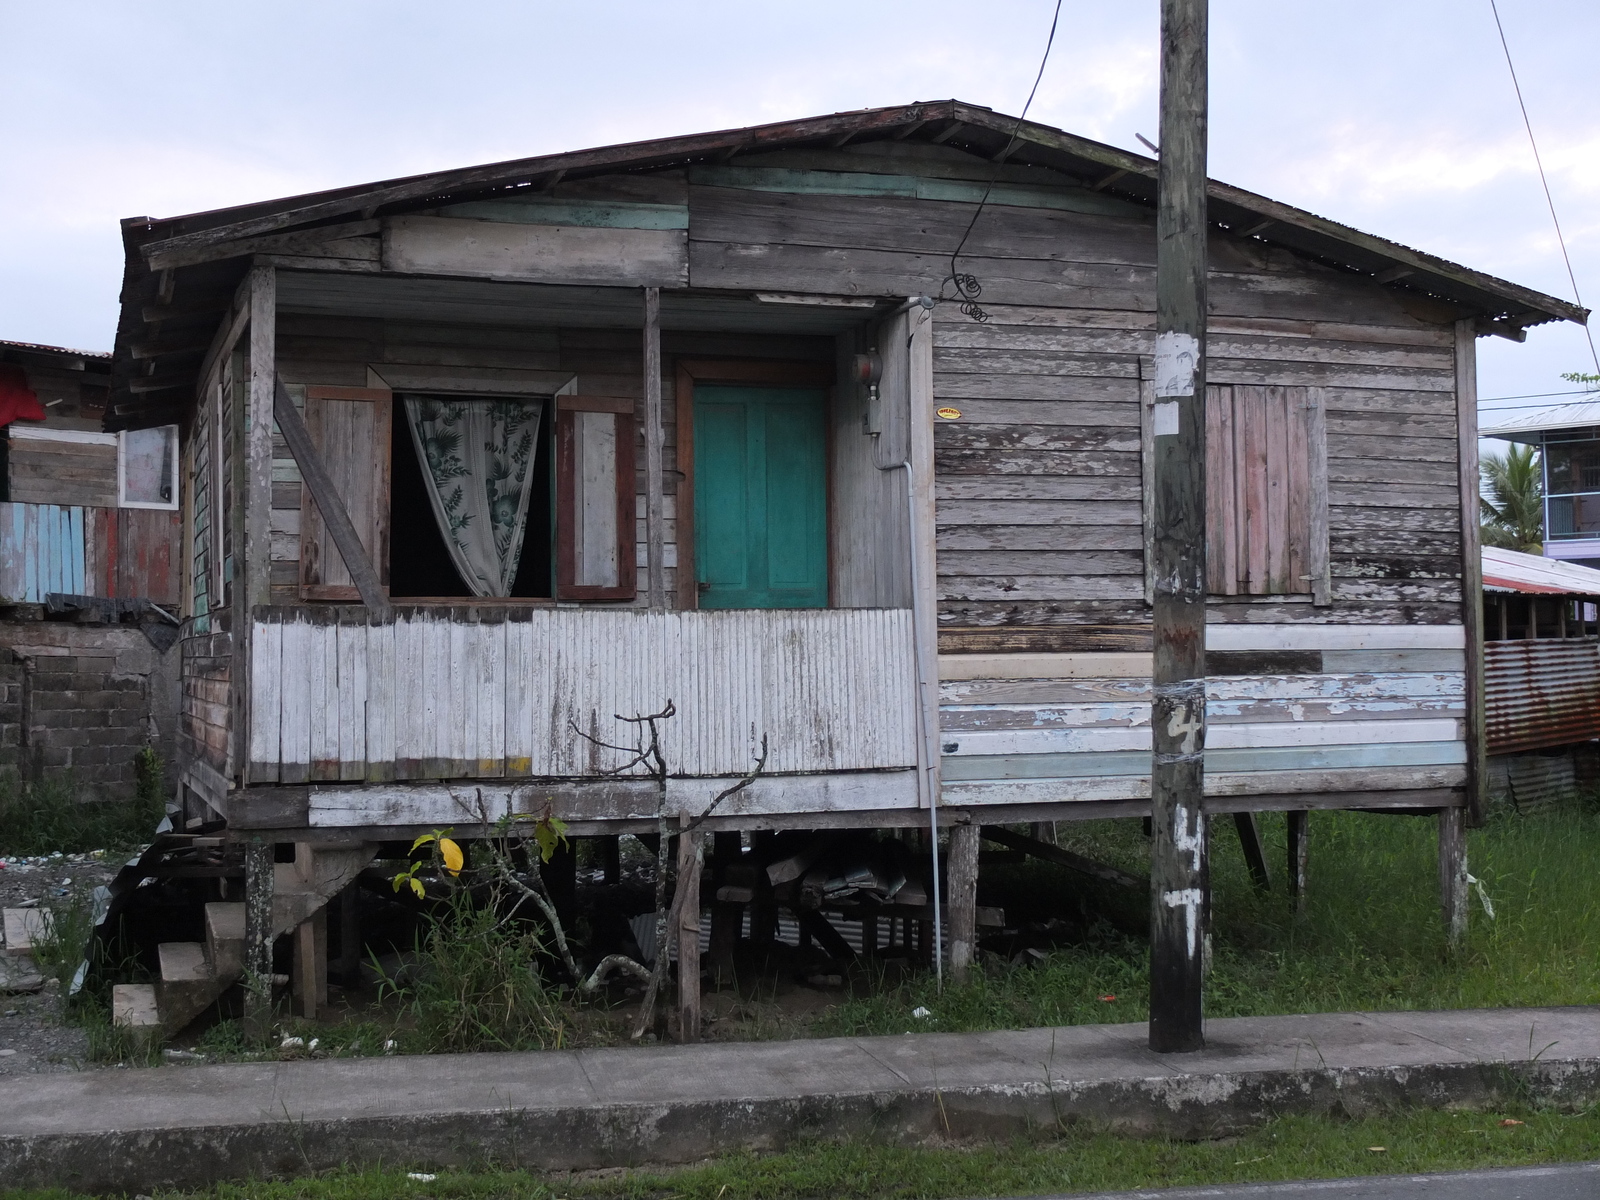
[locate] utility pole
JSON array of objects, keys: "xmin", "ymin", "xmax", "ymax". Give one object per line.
[{"xmin": 1149, "ymin": 0, "xmax": 1209, "ymax": 1054}]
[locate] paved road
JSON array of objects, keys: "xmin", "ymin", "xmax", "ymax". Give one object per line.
[{"xmin": 1063, "ymin": 1162, "xmax": 1600, "ymax": 1198}]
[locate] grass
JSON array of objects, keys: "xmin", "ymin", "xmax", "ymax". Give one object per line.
[
  {"xmin": 819, "ymin": 801, "xmax": 1600, "ymax": 1036},
  {"xmin": 0, "ymin": 748, "xmax": 166, "ymax": 856},
  {"xmin": 4, "ymin": 1104, "xmax": 1598, "ymax": 1200}
]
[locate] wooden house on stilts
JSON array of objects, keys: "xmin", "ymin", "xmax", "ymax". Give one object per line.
[{"xmin": 105, "ymin": 101, "xmax": 1586, "ymax": 1035}]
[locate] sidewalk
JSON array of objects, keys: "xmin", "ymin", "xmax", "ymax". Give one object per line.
[{"xmin": 3, "ymin": 1006, "xmax": 1598, "ymax": 1193}]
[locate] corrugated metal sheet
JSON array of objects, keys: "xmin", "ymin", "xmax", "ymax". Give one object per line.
[
  {"xmin": 1483, "ymin": 546, "xmax": 1600, "ymax": 595},
  {"xmin": 249, "ymin": 607, "xmax": 918, "ymax": 782},
  {"xmin": 1484, "ymin": 639, "xmax": 1600, "ymax": 754}
]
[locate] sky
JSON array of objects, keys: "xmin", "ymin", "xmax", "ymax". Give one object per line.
[{"xmin": 1, "ymin": 0, "xmax": 1596, "ymax": 425}]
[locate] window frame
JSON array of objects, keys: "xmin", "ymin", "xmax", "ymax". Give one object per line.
[{"xmin": 117, "ymin": 424, "xmax": 181, "ymax": 511}]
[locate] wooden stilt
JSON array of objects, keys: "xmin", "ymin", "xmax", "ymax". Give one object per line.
[
  {"xmin": 1286, "ymin": 810, "xmax": 1308, "ymax": 910},
  {"xmin": 243, "ymin": 838, "xmax": 274, "ymax": 1041},
  {"xmin": 1232, "ymin": 812, "xmax": 1271, "ymax": 892},
  {"xmin": 1438, "ymin": 806, "xmax": 1469, "ymax": 949},
  {"xmin": 293, "ymin": 908, "xmax": 327, "ymax": 1020},
  {"xmin": 946, "ymin": 822, "xmax": 980, "ymax": 981},
  {"xmin": 676, "ymin": 819, "xmax": 703, "ymax": 1042},
  {"xmin": 860, "ymin": 913, "xmax": 878, "ymax": 957}
]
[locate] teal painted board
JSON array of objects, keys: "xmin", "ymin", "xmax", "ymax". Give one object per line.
[{"xmin": 694, "ymin": 386, "xmax": 827, "ymax": 609}]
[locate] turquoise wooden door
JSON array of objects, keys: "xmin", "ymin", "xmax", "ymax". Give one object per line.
[{"xmin": 694, "ymin": 385, "xmax": 828, "ymax": 608}]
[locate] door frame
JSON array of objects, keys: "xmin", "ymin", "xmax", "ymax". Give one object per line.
[{"xmin": 674, "ymin": 359, "xmax": 835, "ymax": 611}]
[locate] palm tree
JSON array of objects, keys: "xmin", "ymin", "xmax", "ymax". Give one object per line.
[{"xmin": 1481, "ymin": 443, "xmax": 1544, "ymax": 553}]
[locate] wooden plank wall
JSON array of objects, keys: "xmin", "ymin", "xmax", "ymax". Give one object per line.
[
  {"xmin": 271, "ymin": 315, "xmax": 833, "ymax": 605},
  {"xmin": 247, "ymin": 606, "xmax": 917, "ymax": 784},
  {"xmin": 938, "ymin": 624, "xmax": 1468, "ymax": 806},
  {"xmin": 9, "ymin": 435, "xmax": 117, "ymax": 507},
  {"xmin": 179, "ymin": 628, "xmax": 231, "ymax": 776}
]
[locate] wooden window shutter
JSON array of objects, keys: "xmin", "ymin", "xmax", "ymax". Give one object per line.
[
  {"xmin": 556, "ymin": 396, "xmax": 637, "ymax": 601},
  {"xmin": 297, "ymin": 385, "xmax": 392, "ymax": 600},
  {"xmin": 1203, "ymin": 384, "xmax": 1329, "ymax": 602}
]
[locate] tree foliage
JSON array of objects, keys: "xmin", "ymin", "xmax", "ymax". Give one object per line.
[{"xmin": 1481, "ymin": 443, "xmax": 1544, "ymax": 553}]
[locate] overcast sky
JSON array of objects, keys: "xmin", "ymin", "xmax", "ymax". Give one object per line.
[{"xmin": 2, "ymin": 0, "xmax": 1595, "ymax": 421}]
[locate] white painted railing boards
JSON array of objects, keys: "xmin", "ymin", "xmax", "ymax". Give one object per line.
[
  {"xmin": 248, "ymin": 607, "xmax": 920, "ymax": 787},
  {"xmin": 938, "ymin": 624, "xmax": 1470, "ymax": 806}
]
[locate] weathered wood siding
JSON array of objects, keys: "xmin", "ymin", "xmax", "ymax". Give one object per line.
[
  {"xmin": 179, "ymin": 628, "xmax": 231, "ymax": 776},
  {"xmin": 0, "ymin": 503, "xmax": 179, "ymax": 604},
  {"xmin": 248, "ymin": 606, "xmax": 917, "ymax": 785},
  {"xmin": 939, "ymin": 624, "xmax": 1466, "ymax": 805}
]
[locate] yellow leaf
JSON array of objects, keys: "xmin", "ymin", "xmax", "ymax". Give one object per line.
[
  {"xmin": 408, "ymin": 877, "xmax": 426, "ymax": 900},
  {"xmin": 391, "ymin": 875, "xmax": 405, "ymax": 893},
  {"xmin": 410, "ymin": 833, "xmax": 436, "ymax": 852},
  {"xmin": 439, "ymin": 837, "xmax": 464, "ymax": 876}
]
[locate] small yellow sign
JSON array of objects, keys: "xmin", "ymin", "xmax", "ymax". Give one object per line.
[{"xmin": 936, "ymin": 406, "xmax": 962, "ymax": 420}]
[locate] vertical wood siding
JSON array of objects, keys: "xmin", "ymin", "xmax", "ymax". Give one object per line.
[
  {"xmin": 0, "ymin": 503, "xmax": 180, "ymax": 604},
  {"xmin": 249, "ymin": 607, "xmax": 917, "ymax": 783}
]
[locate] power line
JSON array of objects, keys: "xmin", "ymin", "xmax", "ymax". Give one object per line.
[
  {"xmin": 1489, "ymin": 0, "xmax": 1600, "ymax": 374},
  {"xmin": 944, "ymin": 0, "xmax": 1064, "ymax": 322}
]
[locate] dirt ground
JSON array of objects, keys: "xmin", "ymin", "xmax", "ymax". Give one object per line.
[{"xmin": 0, "ymin": 854, "xmax": 119, "ymax": 1075}]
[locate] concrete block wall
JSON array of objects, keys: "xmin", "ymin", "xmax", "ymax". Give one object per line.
[{"xmin": 0, "ymin": 619, "xmax": 180, "ymax": 803}]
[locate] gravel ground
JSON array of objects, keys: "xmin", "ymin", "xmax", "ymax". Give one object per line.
[{"xmin": 0, "ymin": 854, "xmax": 119, "ymax": 1076}]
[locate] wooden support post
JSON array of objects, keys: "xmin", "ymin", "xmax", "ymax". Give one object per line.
[
  {"xmin": 245, "ymin": 265, "xmax": 276, "ymax": 612},
  {"xmin": 242, "ymin": 838, "xmax": 274, "ymax": 1040},
  {"xmin": 860, "ymin": 913, "xmax": 878, "ymax": 957},
  {"xmin": 1455, "ymin": 319, "xmax": 1487, "ymax": 826},
  {"xmin": 600, "ymin": 835, "xmax": 621, "ymax": 886},
  {"xmin": 643, "ymin": 287, "xmax": 665, "ymax": 609},
  {"xmin": 1149, "ymin": 0, "xmax": 1210, "ymax": 1054},
  {"xmin": 676, "ymin": 819, "xmax": 703, "ymax": 1042},
  {"xmin": 946, "ymin": 822, "xmax": 980, "ymax": 981},
  {"xmin": 1439, "ymin": 806, "xmax": 1469, "ymax": 949},
  {"xmin": 1286, "ymin": 810, "xmax": 1308, "ymax": 910},
  {"xmin": 293, "ymin": 908, "xmax": 328, "ymax": 1020},
  {"xmin": 291, "ymin": 843, "xmax": 327, "ymax": 1019},
  {"xmin": 1232, "ymin": 812, "xmax": 1271, "ymax": 892}
]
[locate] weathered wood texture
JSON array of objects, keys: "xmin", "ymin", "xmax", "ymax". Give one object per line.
[
  {"xmin": 8, "ymin": 435, "xmax": 117, "ymax": 507},
  {"xmin": 938, "ymin": 624, "xmax": 1467, "ymax": 805},
  {"xmin": 180, "ymin": 629, "xmax": 232, "ymax": 775},
  {"xmin": 248, "ymin": 606, "xmax": 916, "ymax": 784}
]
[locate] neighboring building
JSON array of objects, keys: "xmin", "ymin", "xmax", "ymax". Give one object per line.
[
  {"xmin": 0, "ymin": 340, "xmax": 182, "ymax": 801},
  {"xmin": 1481, "ymin": 545, "xmax": 1600, "ymax": 810},
  {"xmin": 105, "ymin": 101, "xmax": 1585, "ymax": 1025},
  {"xmin": 1481, "ymin": 396, "xmax": 1600, "ymax": 568}
]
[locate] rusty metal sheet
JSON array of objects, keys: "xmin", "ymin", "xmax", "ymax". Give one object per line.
[{"xmin": 1484, "ymin": 639, "xmax": 1600, "ymax": 755}]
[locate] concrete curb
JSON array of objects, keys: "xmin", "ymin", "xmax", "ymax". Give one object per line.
[{"xmin": 4, "ymin": 1008, "xmax": 1598, "ymax": 1192}]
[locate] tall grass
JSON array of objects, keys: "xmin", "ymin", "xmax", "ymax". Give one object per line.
[
  {"xmin": 0, "ymin": 747, "xmax": 166, "ymax": 856},
  {"xmin": 380, "ymin": 887, "xmax": 570, "ymax": 1053},
  {"xmin": 821, "ymin": 802, "xmax": 1600, "ymax": 1035}
]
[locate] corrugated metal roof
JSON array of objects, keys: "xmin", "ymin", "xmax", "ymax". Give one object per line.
[
  {"xmin": 1483, "ymin": 546, "xmax": 1600, "ymax": 595},
  {"xmin": 1484, "ymin": 638, "xmax": 1600, "ymax": 755},
  {"xmin": 1481, "ymin": 398, "xmax": 1600, "ymax": 441}
]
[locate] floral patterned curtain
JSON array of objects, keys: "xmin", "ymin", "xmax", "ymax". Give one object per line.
[{"xmin": 403, "ymin": 396, "xmax": 544, "ymax": 597}]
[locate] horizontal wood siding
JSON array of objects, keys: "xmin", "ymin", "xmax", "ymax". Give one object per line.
[
  {"xmin": 938, "ymin": 624, "xmax": 1468, "ymax": 804},
  {"xmin": 249, "ymin": 607, "xmax": 917, "ymax": 784},
  {"xmin": 9, "ymin": 436, "xmax": 117, "ymax": 507}
]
